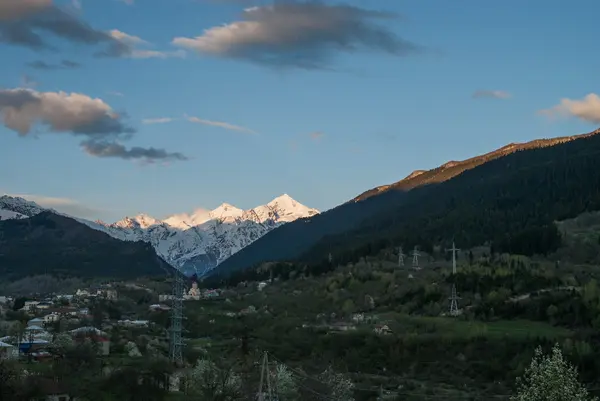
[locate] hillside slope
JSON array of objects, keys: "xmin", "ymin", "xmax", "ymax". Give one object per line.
[
  {"xmin": 353, "ymin": 129, "xmax": 600, "ymax": 202},
  {"xmin": 213, "ymin": 128, "xmax": 600, "ymax": 276},
  {"xmin": 0, "ymin": 212, "xmax": 172, "ymax": 280}
]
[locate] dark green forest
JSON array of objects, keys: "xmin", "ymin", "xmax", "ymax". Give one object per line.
[
  {"xmin": 0, "ymin": 212, "xmax": 171, "ymax": 280},
  {"xmin": 215, "ymin": 130, "xmax": 600, "ymax": 277}
]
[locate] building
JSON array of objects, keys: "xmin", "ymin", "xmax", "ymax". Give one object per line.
[
  {"xmin": 0, "ymin": 341, "xmax": 18, "ymax": 360},
  {"xmin": 70, "ymin": 327, "xmax": 110, "ymax": 356}
]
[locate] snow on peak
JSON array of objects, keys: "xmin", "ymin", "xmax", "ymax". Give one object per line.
[
  {"xmin": 0, "ymin": 195, "xmax": 48, "ymax": 219},
  {"xmin": 210, "ymin": 203, "xmax": 244, "ymax": 222},
  {"xmin": 0, "ymin": 191, "xmax": 319, "ymax": 276},
  {"xmin": 266, "ymin": 194, "xmax": 319, "ymax": 223},
  {"xmin": 85, "ymin": 193, "xmax": 319, "ymax": 274}
]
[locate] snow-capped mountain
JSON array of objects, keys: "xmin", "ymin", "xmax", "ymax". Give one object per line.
[
  {"xmin": 0, "ymin": 195, "xmax": 47, "ymax": 220},
  {"xmin": 0, "ymin": 194, "xmax": 319, "ymax": 274}
]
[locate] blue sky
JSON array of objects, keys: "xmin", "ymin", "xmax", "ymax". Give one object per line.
[{"xmin": 1, "ymin": 0, "xmax": 600, "ymax": 222}]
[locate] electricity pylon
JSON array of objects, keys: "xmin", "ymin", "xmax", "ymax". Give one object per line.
[
  {"xmin": 411, "ymin": 246, "xmax": 421, "ymax": 270},
  {"xmin": 398, "ymin": 246, "xmax": 405, "ymax": 267},
  {"xmin": 446, "ymin": 241, "xmax": 461, "ymax": 316}
]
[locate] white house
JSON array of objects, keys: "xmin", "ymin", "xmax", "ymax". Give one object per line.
[
  {"xmin": 44, "ymin": 313, "xmax": 60, "ymax": 323},
  {"xmin": 22, "ymin": 301, "xmax": 40, "ymax": 312},
  {"xmin": 0, "ymin": 341, "xmax": 18, "ymax": 360}
]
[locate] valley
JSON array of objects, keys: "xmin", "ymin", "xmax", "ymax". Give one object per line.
[{"xmin": 3, "ymin": 129, "xmax": 600, "ymax": 400}]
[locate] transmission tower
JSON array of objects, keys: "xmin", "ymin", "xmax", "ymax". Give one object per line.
[
  {"xmin": 449, "ymin": 283, "xmax": 460, "ymax": 316},
  {"xmin": 445, "ymin": 241, "xmax": 460, "ymax": 274},
  {"xmin": 169, "ymin": 272, "xmax": 184, "ymax": 365},
  {"xmin": 328, "ymin": 252, "xmax": 333, "ymax": 263},
  {"xmin": 446, "ymin": 241, "xmax": 461, "ymax": 316},
  {"xmin": 411, "ymin": 246, "xmax": 421, "ymax": 270},
  {"xmin": 397, "ymin": 246, "xmax": 405, "ymax": 267},
  {"xmin": 257, "ymin": 351, "xmax": 274, "ymax": 401}
]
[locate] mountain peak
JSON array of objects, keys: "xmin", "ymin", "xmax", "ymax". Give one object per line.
[{"xmin": 0, "ymin": 195, "xmax": 48, "ymax": 217}]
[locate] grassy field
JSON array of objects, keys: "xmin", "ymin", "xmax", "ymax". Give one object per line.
[{"xmin": 378, "ymin": 313, "xmax": 572, "ymax": 340}]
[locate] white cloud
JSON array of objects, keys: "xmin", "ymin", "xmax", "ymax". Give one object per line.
[
  {"xmin": 107, "ymin": 91, "xmax": 124, "ymax": 97},
  {"xmin": 0, "ymin": 87, "xmax": 132, "ymax": 136},
  {"xmin": 186, "ymin": 115, "xmax": 256, "ymax": 134},
  {"xmin": 109, "ymin": 29, "xmax": 147, "ymax": 46},
  {"xmin": 0, "ymin": 87, "xmax": 187, "ymax": 162},
  {"xmin": 142, "ymin": 117, "xmax": 173, "ymax": 124},
  {"xmin": 472, "ymin": 90, "xmax": 511, "ymax": 99},
  {"xmin": 540, "ymin": 93, "xmax": 600, "ymax": 124},
  {"xmin": 119, "ymin": 0, "xmax": 134, "ymax": 4},
  {"xmin": 130, "ymin": 49, "xmax": 186, "ymax": 59},
  {"xmin": 107, "ymin": 29, "xmax": 186, "ymax": 59},
  {"xmin": 9, "ymin": 193, "xmax": 102, "ymax": 219},
  {"xmin": 172, "ymin": 3, "xmax": 419, "ymax": 70}
]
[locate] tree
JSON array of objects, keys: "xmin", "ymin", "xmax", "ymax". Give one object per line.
[
  {"xmin": 512, "ymin": 344, "xmax": 598, "ymax": 401},
  {"xmin": 273, "ymin": 364, "xmax": 299, "ymax": 401},
  {"xmin": 318, "ymin": 367, "xmax": 354, "ymax": 401},
  {"xmin": 184, "ymin": 358, "xmax": 242, "ymax": 401}
]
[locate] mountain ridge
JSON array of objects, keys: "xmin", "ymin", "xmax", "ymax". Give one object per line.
[
  {"xmin": 352, "ymin": 128, "xmax": 600, "ymax": 202},
  {"xmin": 212, "ymin": 128, "xmax": 600, "ymax": 277},
  {"xmin": 0, "ymin": 211, "xmax": 171, "ymax": 280},
  {"xmin": 0, "ymin": 193, "xmax": 319, "ymax": 274}
]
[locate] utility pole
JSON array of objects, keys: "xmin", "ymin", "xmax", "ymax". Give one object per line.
[
  {"xmin": 446, "ymin": 241, "xmax": 461, "ymax": 316},
  {"xmin": 398, "ymin": 246, "xmax": 405, "ymax": 267},
  {"xmin": 411, "ymin": 246, "xmax": 421, "ymax": 270},
  {"xmin": 258, "ymin": 352, "xmax": 274, "ymax": 401}
]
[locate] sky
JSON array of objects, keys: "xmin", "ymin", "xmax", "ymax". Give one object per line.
[{"xmin": 2, "ymin": 0, "xmax": 600, "ymax": 222}]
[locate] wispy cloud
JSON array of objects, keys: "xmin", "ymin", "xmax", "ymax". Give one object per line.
[
  {"xmin": 107, "ymin": 91, "xmax": 124, "ymax": 97},
  {"xmin": 27, "ymin": 59, "xmax": 82, "ymax": 70},
  {"xmin": 472, "ymin": 90, "xmax": 511, "ymax": 100},
  {"xmin": 142, "ymin": 117, "xmax": 173, "ymax": 124},
  {"xmin": 309, "ymin": 131, "xmax": 324, "ymax": 141},
  {"xmin": 539, "ymin": 93, "xmax": 600, "ymax": 124},
  {"xmin": 186, "ymin": 115, "xmax": 256, "ymax": 134},
  {"xmin": 8, "ymin": 193, "xmax": 103, "ymax": 219},
  {"xmin": 105, "ymin": 29, "xmax": 186, "ymax": 59},
  {"xmin": 20, "ymin": 74, "xmax": 38, "ymax": 88}
]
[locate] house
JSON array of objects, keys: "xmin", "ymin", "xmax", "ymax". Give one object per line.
[
  {"xmin": 0, "ymin": 341, "xmax": 18, "ymax": 360},
  {"xmin": 22, "ymin": 301, "xmax": 40, "ymax": 312},
  {"xmin": 37, "ymin": 302, "xmax": 52, "ymax": 310},
  {"xmin": 70, "ymin": 327, "xmax": 110, "ymax": 356},
  {"xmin": 149, "ymin": 304, "xmax": 171, "ymax": 312},
  {"xmin": 44, "ymin": 313, "xmax": 61, "ymax": 324},
  {"xmin": 28, "ymin": 318, "xmax": 45, "ymax": 327},
  {"xmin": 374, "ymin": 324, "xmax": 393, "ymax": 336},
  {"xmin": 117, "ymin": 320, "xmax": 149, "ymax": 327}
]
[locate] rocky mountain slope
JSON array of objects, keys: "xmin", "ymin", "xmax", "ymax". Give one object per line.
[
  {"xmin": 212, "ymin": 128, "xmax": 600, "ymax": 277},
  {"xmin": 0, "ymin": 211, "xmax": 171, "ymax": 280},
  {"xmin": 0, "ymin": 194, "xmax": 318, "ymax": 274}
]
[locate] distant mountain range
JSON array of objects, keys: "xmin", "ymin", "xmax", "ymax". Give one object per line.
[
  {"xmin": 212, "ymin": 128, "xmax": 600, "ymax": 278},
  {"xmin": 0, "ymin": 194, "xmax": 318, "ymax": 275}
]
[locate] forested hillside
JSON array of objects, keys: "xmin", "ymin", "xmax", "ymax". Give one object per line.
[
  {"xmin": 214, "ymin": 129, "xmax": 600, "ymax": 277},
  {"xmin": 0, "ymin": 212, "xmax": 172, "ymax": 280}
]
